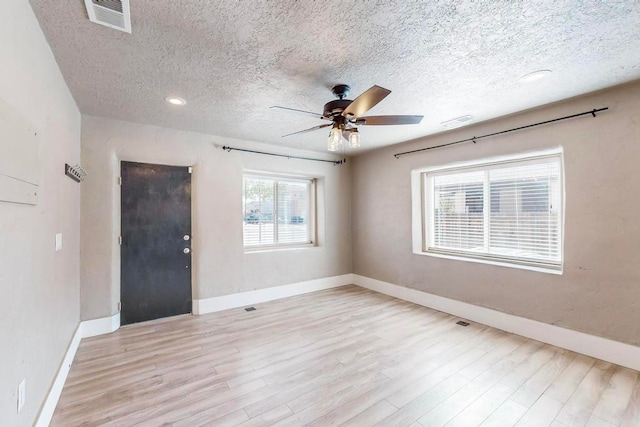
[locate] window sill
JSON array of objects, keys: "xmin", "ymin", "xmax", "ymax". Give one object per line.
[
  {"xmin": 414, "ymin": 249, "xmax": 563, "ymax": 275},
  {"xmin": 244, "ymin": 243, "xmax": 316, "ymax": 254}
]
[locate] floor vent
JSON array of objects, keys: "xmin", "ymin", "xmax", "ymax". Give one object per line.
[
  {"xmin": 84, "ymin": 0, "xmax": 131, "ymax": 33},
  {"xmin": 456, "ymin": 320, "xmax": 470, "ymax": 327},
  {"xmin": 245, "ymin": 307, "xmax": 256, "ymax": 312}
]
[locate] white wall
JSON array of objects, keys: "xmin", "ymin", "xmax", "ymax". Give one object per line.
[
  {"xmin": 0, "ymin": 1, "xmax": 81, "ymax": 426},
  {"xmin": 80, "ymin": 116, "xmax": 352, "ymax": 321},
  {"xmin": 351, "ymin": 81, "xmax": 640, "ymax": 346}
]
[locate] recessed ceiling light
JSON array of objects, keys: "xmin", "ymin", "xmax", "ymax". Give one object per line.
[
  {"xmin": 441, "ymin": 115, "xmax": 474, "ymax": 129},
  {"xmin": 165, "ymin": 96, "xmax": 186, "ymax": 106},
  {"xmin": 519, "ymin": 70, "xmax": 552, "ymax": 83}
]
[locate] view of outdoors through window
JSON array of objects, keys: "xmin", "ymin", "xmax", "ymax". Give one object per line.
[{"xmin": 243, "ymin": 175, "xmax": 311, "ymax": 247}]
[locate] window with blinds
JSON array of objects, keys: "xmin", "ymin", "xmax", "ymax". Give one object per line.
[
  {"xmin": 422, "ymin": 150, "xmax": 563, "ymax": 271},
  {"xmin": 243, "ymin": 174, "xmax": 314, "ymax": 249}
]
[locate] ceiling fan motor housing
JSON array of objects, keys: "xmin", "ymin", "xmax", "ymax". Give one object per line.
[{"xmin": 323, "ymin": 99, "xmax": 352, "ymax": 119}]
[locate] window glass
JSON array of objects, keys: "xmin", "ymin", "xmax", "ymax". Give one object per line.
[
  {"xmin": 421, "ymin": 151, "xmax": 563, "ymax": 270},
  {"xmin": 243, "ymin": 175, "xmax": 313, "ymax": 249}
]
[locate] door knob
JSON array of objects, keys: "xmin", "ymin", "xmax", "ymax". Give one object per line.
[
  {"xmin": 183, "ymin": 235, "xmax": 190, "ymax": 241},
  {"xmin": 183, "ymin": 248, "xmax": 191, "ymax": 254}
]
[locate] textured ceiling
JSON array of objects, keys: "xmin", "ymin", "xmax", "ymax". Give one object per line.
[{"xmin": 30, "ymin": 0, "xmax": 640, "ymax": 153}]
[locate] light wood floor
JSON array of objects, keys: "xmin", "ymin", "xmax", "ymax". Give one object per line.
[{"xmin": 52, "ymin": 285, "xmax": 640, "ymax": 427}]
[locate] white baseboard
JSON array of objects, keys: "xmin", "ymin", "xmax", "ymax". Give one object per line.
[
  {"xmin": 35, "ymin": 323, "xmax": 82, "ymax": 427},
  {"xmin": 193, "ymin": 273, "xmax": 356, "ymax": 315},
  {"xmin": 80, "ymin": 312, "xmax": 121, "ymax": 338},
  {"xmin": 36, "ymin": 313, "xmax": 121, "ymax": 426},
  {"xmin": 352, "ymin": 274, "xmax": 640, "ymax": 372}
]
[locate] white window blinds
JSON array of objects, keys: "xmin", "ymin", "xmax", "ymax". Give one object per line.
[
  {"xmin": 433, "ymin": 170, "xmax": 485, "ymax": 252},
  {"xmin": 488, "ymin": 161, "xmax": 562, "ymax": 263},
  {"xmin": 426, "ymin": 152, "xmax": 563, "ymax": 269},
  {"xmin": 243, "ymin": 175, "xmax": 312, "ymax": 248}
]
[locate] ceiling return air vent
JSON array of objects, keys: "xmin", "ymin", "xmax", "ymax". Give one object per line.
[
  {"xmin": 441, "ymin": 115, "xmax": 474, "ymax": 130},
  {"xmin": 84, "ymin": 0, "xmax": 131, "ymax": 33}
]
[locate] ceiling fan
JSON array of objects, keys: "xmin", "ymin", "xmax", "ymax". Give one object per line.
[{"xmin": 271, "ymin": 84, "xmax": 423, "ymax": 151}]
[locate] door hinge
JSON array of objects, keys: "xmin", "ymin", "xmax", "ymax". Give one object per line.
[
  {"xmin": 117, "ymin": 176, "xmax": 122, "ymax": 185},
  {"xmin": 118, "ymin": 236, "xmax": 123, "ymax": 245},
  {"xmin": 117, "ymin": 301, "xmax": 121, "ymax": 312},
  {"xmin": 188, "ymin": 166, "xmax": 193, "ymax": 174}
]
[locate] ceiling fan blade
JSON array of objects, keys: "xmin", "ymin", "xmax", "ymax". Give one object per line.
[
  {"xmin": 270, "ymin": 106, "xmax": 326, "ymax": 120},
  {"xmin": 282, "ymin": 123, "xmax": 332, "ymax": 137},
  {"xmin": 341, "ymin": 85, "xmax": 391, "ymax": 118},
  {"xmin": 356, "ymin": 115, "xmax": 424, "ymax": 125}
]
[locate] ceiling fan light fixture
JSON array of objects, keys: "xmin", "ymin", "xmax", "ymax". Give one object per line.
[
  {"xmin": 328, "ymin": 126, "xmax": 342, "ymax": 151},
  {"xmin": 348, "ymin": 129, "xmax": 360, "ymax": 148}
]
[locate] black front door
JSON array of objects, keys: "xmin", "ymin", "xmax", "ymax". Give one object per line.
[{"xmin": 120, "ymin": 161, "xmax": 192, "ymax": 325}]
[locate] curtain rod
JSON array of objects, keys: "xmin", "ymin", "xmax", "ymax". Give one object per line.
[
  {"xmin": 393, "ymin": 107, "xmax": 609, "ymax": 159},
  {"xmin": 222, "ymin": 146, "xmax": 346, "ymax": 165}
]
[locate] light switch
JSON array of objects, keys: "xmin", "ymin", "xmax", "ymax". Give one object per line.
[{"xmin": 55, "ymin": 233, "xmax": 63, "ymax": 251}]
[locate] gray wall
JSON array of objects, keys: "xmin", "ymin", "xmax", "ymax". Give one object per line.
[
  {"xmin": 80, "ymin": 116, "xmax": 352, "ymax": 321},
  {"xmin": 0, "ymin": 2, "xmax": 81, "ymax": 426},
  {"xmin": 352, "ymin": 81, "xmax": 640, "ymax": 346}
]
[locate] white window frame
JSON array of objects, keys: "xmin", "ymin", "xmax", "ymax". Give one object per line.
[
  {"xmin": 243, "ymin": 171, "xmax": 316, "ymax": 252},
  {"xmin": 411, "ymin": 147, "xmax": 564, "ymax": 274}
]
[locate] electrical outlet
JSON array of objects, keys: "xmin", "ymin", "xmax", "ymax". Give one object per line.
[
  {"xmin": 55, "ymin": 233, "xmax": 63, "ymax": 251},
  {"xmin": 17, "ymin": 379, "xmax": 25, "ymax": 413}
]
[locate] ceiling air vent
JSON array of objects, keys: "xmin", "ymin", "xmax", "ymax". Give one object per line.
[
  {"xmin": 441, "ymin": 115, "xmax": 474, "ymax": 130},
  {"xmin": 84, "ymin": 0, "xmax": 131, "ymax": 33}
]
